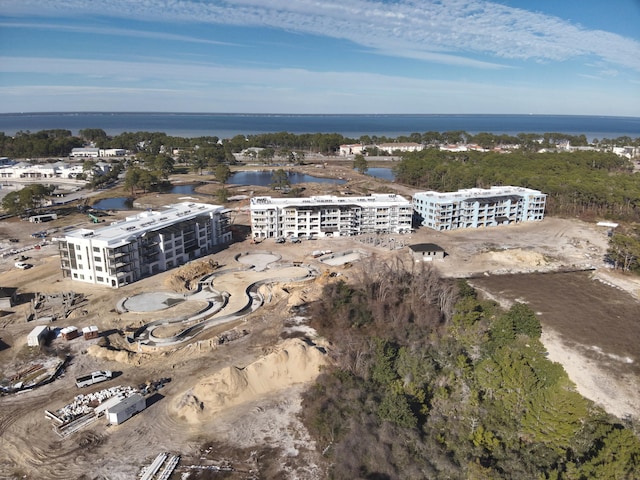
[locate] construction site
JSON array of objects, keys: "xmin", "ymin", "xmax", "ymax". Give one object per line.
[{"xmin": 0, "ymin": 166, "xmax": 639, "ymax": 479}]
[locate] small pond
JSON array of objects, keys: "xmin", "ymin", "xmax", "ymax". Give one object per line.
[
  {"xmin": 159, "ymin": 183, "xmax": 199, "ymax": 195},
  {"xmin": 165, "ymin": 184, "xmax": 198, "ymax": 194},
  {"xmin": 92, "ymin": 197, "xmax": 134, "ymax": 210},
  {"xmin": 364, "ymin": 167, "xmax": 395, "ymax": 181},
  {"xmin": 228, "ymin": 171, "xmax": 346, "ymax": 186}
]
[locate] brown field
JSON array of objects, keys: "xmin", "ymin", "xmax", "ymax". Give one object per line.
[{"xmin": 472, "ymin": 270, "xmax": 640, "ymax": 378}]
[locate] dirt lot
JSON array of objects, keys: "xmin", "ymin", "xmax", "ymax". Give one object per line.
[{"xmin": 1, "ymin": 169, "xmax": 639, "ymax": 479}]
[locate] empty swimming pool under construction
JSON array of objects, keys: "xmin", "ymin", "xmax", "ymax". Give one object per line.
[{"xmin": 117, "ymin": 252, "xmax": 319, "ymax": 348}]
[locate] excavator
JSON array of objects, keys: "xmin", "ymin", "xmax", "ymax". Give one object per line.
[{"xmin": 88, "ymin": 213, "xmax": 103, "ymax": 223}]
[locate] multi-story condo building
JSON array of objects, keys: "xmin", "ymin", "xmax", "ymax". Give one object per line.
[
  {"xmin": 413, "ymin": 186, "xmax": 546, "ymax": 231},
  {"xmin": 57, "ymin": 202, "xmax": 231, "ymax": 288},
  {"xmin": 250, "ymin": 194, "xmax": 413, "ymax": 239}
]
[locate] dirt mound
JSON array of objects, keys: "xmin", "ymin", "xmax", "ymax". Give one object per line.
[
  {"xmin": 172, "ymin": 338, "xmax": 328, "ymax": 424},
  {"xmin": 86, "ymin": 344, "xmax": 150, "ymax": 366},
  {"xmin": 164, "ymin": 258, "xmax": 220, "ymax": 292},
  {"xmin": 269, "ymin": 284, "xmax": 312, "ymax": 308},
  {"xmin": 286, "ymin": 289, "xmax": 308, "ymax": 308}
]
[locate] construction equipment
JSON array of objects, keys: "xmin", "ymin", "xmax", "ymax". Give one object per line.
[{"xmin": 88, "ymin": 213, "xmax": 102, "ymax": 223}]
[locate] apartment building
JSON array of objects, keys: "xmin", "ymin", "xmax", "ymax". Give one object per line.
[
  {"xmin": 413, "ymin": 186, "xmax": 546, "ymax": 231},
  {"xmin": 250, "ymin": 194, "xmax": 413, "ymax": 239},
  {"xmin": 57, "ymin": 202, "xmax": 231, "ymax": 288}
]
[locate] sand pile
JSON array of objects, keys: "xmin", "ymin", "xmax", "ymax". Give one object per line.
[
  {"xmin": 165, "ymin": 258, "xmax": 220, "ymax": 292},
  {"xmin": 173, "ymin": 338, "xmax": 328, "ymax": 424},
  {"xmin": 87, "ymin": 344, "xmax": 150, "ymax": 366}
]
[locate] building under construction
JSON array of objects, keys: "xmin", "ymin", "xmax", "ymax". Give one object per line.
[{"xmin": 57, "ymin": 202, "xmax": 232, "ymax": 288}]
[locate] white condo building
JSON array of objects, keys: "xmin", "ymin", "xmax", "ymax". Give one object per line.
[
  {"xmin": 250, "ymin": 194, "xmax": 413, "ymax": 239},
  {"xmin": 413, "ymin": 186, "xmax": 546, "ymax": 231},
  {"xmin": 57, "ymin": 202, "xmax": 231, "ymax": 288}
]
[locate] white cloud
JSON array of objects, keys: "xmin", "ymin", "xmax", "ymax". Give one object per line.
[
  {"xmin": 1, "ymin": 56, "xmax": 638, "ymax": 115},
  {"xmin": 2, "ymin": 0, "xmax": 639, "ymax": 71},
  {"xmin": 0, "ymin": 21, "xmax": 239, "ymax": 46}
]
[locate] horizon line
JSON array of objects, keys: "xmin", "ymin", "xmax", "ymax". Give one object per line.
[{"xmin": 1, "ymin": 112, "xmax": 639, "ymax": 119}]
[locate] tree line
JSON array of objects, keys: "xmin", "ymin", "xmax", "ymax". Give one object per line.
[
  {"xmin": 2, "ymin": 129, "xmax": 638, "ymax": 160},
  {"xmin": 392, "ymin": 149, "xmax": 640, "ymax": 275},
  {"xmin": 393, "ymin": 149, "xmax": 639, "ymax": 221},
  {"xmin": 301, "ymin": 258, "xmax": 640, "ymax": 479}
]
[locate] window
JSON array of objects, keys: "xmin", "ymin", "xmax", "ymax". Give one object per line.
[
  {"xmin": 96, "ymin": 266, "xmax": 102, "ymax": 272},
  {"xmin": 79, "ymin": 274, "xmax": 84, "ymax": 279},
  {"xmin": 97, "ymin": 276, "xmax": 104, "ymax": 282},
  {"xmin": 93, "ymin": 247, "xmax": 100, "ymax": 252},
  {"xmin": 94, "ymin": 256, "xmax": 101, "ymax": 262},
  {"xmin": 73, "ymin": 273, "xmax": 78, "ymax": 278}
]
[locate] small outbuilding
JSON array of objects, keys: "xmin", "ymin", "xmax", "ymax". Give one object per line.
[
  {"xmin": 27, "ymin": 325, "xmax": 50, "ymax": 347},
  {"xmin": 28, "ymin": 213, "xmax": 58, "ymax": 223},
  {"xmin": 409, "ymin": 243, "xmax": 445, "ymax": 262},
  {"xmin": 0, "ymin": 287, "xmax": 17, "ymax": 310},
  {"xmin": 60, "ymin": 326, "xmax": 80, "ymax": 341},
  {"xmin": 106, "ymin": 393, "xmax": 146, "ymax": 425},
  {"xmin": 82, "ymin": 325, "xmax": 99, "ymax": 340}
]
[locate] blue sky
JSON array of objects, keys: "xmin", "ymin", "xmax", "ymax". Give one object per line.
[{"xmin": 0, "ymin": 0, "xmax": 639, "ymax": 115}]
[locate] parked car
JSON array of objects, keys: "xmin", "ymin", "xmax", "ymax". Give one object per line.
[{"xmin": 15, "ymin": 262, "xmax": 32, "ymax": 269}]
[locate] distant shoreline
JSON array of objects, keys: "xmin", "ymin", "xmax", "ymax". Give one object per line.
[
  {"xmin": 2, "ymin": 112, "xmax": 639, "ymax": 119},
  {"xmin": 0, "ymin": 112, "xmax": 637, "ymax": 140}
]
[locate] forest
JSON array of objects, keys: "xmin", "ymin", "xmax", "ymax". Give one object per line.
[
  {"xmin": 393, "ymin": 149, "xmax": 639, "ymax": 220},
  {"xmin": 1, "ymin": 128, "xmax": 638, "ymax": 160},
  {"xmin": 391, "ymin": 148, "xmax": 640, "ymax": 274},
  {"xmin": 301, "ymin": 259, "xmax": 640, "ymax": 479}
]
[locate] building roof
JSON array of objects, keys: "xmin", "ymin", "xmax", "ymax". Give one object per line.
[
  {"xmin": 0, "ymin": 287, "xmax": 17, "ymax": 298},
  {"xmin": 250, "ymin": 194, "xmax": 411, "ymax": 209},
  {"xmin": 466, "ymin": 194, "xmax": 522, "ymax": 205},
  {"xmin": 409, "ymin": 243, "xmax": 444, "ymax": 253},
  {"xmin": 377, "ymin": 142, "xmax": 422, "ymax": 147},
  {"xmin": 107, "ymin": 393, "xmax": 145, "ymax": 415},
  {"xmin": 28, "ymin": 325, "xmax": 49, "ymax": 337},
  {"xmin": 63, "ymin": 202, "xmax": 227, "ymax": 248},
  {"xmin": 414, "ymin": 186, "xmax": 545, "ymax": 203}
]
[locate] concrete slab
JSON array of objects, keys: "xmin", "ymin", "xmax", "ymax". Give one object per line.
[{"xmin": 122, "ymin": 292, "xmax": 186, "ymax": 313}]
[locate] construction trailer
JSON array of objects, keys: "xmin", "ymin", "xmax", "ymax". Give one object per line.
[
  {"xmin": 29, "ymin": 213, "xmax": 58, "ymax": 223},
  {"xmin": 27, "ymin": 325, "xmax": 50, "ymax": 347},
  {"xmin": 106, "ymin": 393, "xmax": 146, "ymax": 425}
]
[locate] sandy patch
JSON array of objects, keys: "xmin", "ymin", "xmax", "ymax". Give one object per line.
[
  {"xmin": 541, "ymin": 329, "xmax": 640, "ymax": 419},
  {"xmin": 481, "ymin": 248, "xmax": 548, "ymax": 268},
  {"xmin": 172, "ymin": 338, "xmax": 328, "ymax": 424}
]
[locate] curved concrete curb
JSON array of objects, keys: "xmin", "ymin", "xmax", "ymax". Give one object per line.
[{"xmin": 126, "ymin": 257, "xmax": 318, "ymax": 348}]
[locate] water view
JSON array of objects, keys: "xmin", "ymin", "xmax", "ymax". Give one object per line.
[
  {"xmin": 365, "ymin": 167, "xmax": 395, "ymax": 181},
  {"xmin": 160, "ymin": 184, "xmax": 199, "ymax": 195},
  {"xmin": 228, "ymin": 171, "xmax": 346, "ymax": 186},
  {"xmin": 1, "ymin": 113, "xmax": 638, "ymax": 140},
  {"xmin": 92, "ymin": 197, "xmax": 133, "ymax": 210},
  {"xmin": 90, "ymin": 172, "xmax": 350, "ymax": 210}
]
